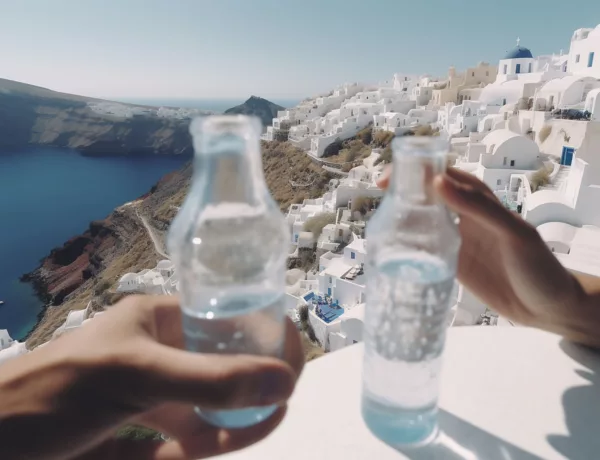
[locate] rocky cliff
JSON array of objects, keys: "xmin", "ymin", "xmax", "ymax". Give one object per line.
[
  {"xmin": 224, "ymin": 96, "xmax": 285, "ymax": 128},
  {"xmin": 24, "ymin": 140, "xmax": 333, "ymax": 347},
  {"xmin": 0, "ymin": 78, "xmax": 199, "ymax": 155}
]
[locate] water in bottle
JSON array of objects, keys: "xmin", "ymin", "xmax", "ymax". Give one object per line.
[
  {"xmin": 361, "ymin": 136, "xmax": 461, "ymax": 447},
  {"xmin": 168, "ymin": 115, "xmax": 290, "ymax": 429}
]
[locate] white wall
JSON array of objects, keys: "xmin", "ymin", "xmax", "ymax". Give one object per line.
[
  {"xmin": 498, "ymin": 58, "xmax": 535, "ymax": 78},
  {"xmin": 568, "ymin": 27, "xmax": 600, "ymax": 78},
  {"xmin": 478, "ymin": 167, "xmax": 536, "ymax": 191},
  {"xmin": 332, "ymin": 278, "xmax": 364, "ymax": 306}
]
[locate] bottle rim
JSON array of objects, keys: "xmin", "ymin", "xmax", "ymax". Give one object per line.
[
  {"xmin": 392, "ymin": 136, "xmax": 449, "ymax": 157},
  {"xmin": 189, "ymin": 115, "xmax": 262, "ymax": 140}
]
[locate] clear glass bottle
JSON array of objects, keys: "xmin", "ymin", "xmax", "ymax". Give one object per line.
[
  {"xmin": 361, "ymin": 136, "xmax": 461, "ymax": 447},
  {"xmin": 168, "ymin": 115, "xmax": 290, "ymax": 429}
]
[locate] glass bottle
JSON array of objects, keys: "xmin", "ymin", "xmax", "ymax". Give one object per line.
[
  {"xmin": 168, "ymin": 115, "xmax": 290, "ymax": 428},
  {"xmin": 361, "ymin": 136, "xmax": 461, "ymax": 447}
]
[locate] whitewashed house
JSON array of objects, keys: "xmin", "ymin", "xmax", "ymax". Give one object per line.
[
  {"xmin": 117, "ymin": 259, "xmax": 175, "ymax": 295},
  {"xmin": 479, "ymin": 42, "xmax": 567, "ymax": 108},
  {"xmin": 567, "ymin": 26, "xmax": 600, "ymax": 79},
  {"xmin": 0, "ymin": 329, "xmax": 14, "ymax": 350},
  {"xmin": 317, "ymin": 235, "xmax": 366, "ymax": 305},
  {"xmin": 516, "ymin": 119, "xmax": 600, "ymax": 227},
  {"xmin": 285, "ymin": 195, "xmax": 335, "ymax": 247},
  {"xmin": 455, "ymin": 129, "xmax": 542, "ymax": 191},
  {"xmin": 0, "ymin": 340, "xmax": 28, "ymax": 366}
]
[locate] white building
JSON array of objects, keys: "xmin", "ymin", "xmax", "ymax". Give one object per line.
[
  {"xmin": 0, "ymin": 340, "xmax": 28, "ymax": 366},
  {"xmin": 516, "ymin": 120, "xmax": 600, "ymax": 227},
  {"xmin": 455, "ymin": 129, "xmax": 542, "ymax": 191},
  {"xmin": 567, "ymin": 26, "xmax": 600, "ymax": 79},
  {"xmin": 117, "ymin": 259, "xmax": 177, "ymax": 295},
  {"xmin": 0, "ymin": 329, "xmax": 14, "ymax": 350},
  {"xmin": 0, "ymin": 329, "xmax": 29, "ymax": 366},
  {"xmin": 479, "ymin": 42, "xmax": 567, "ymax": 108}
]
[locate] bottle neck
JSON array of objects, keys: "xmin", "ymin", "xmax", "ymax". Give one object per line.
[
  {"xmin": 388, "ymin": 137, "xmax": 448, "ymax": 206},
  {"xmin": 191, "ymin": 116, "xmax": 268, "ymax": 207}
]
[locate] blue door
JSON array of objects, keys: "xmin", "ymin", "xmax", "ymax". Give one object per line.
[
  {"xmin": 561, "ymin": 147, "xmax": 574, "ymax": 166},
  {"xmin": 516, "ymin": 64, "xmax": 521, "ymax": 74},
  {"xmin": 327, "ymin": 288, "xmax": 332, "ymax": 296}
]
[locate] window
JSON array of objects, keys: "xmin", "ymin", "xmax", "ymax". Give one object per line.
[
  {"xmin": 503, "ymin": 157, "xmax": 507, "ymax": 166},
  {"xmin": 503, "ymin": 98, "xmax": 507, "ymax": 106},
  {"xmin": 351, "ymin": 252, "xmax": 356, "ymax": 259},
  {"xmin": 516, "ymin": 64, "xmax": 521, "ymax": 74},
  {"xmin": 486, "ymin": 71, "xmax": 489, "ymax": 76},
  {"xmin": 472, "ymin": 72, "xmax": 475, "ymax": 77},
  {"xmin": 510, "ymin": 160, "xmax": 515, "ymax": 166},
  {"xmin": 503, "ymin": 65, "xmax": 507, "ymax": 74},
  {"xmin": 294, "ymin": 234, "xmax": 298, "ymax": 242},
  {"xmin": 338, "ymin": 229, "xmax": 343, "ymax": 237},
  {"xmin": 528, "ymin": 63, "xmax": 532, "ymax": 73},
  {"xmin": 497, "ymin": 179, "xmax": 502, "ymax": 185},
  {"xmin": 589, "ymin": 52, "xmax": 595, "ymax": 68},
  {"xmin": 576, "ymin": 54, "xmax": 580, "ymax": 63},
  {"xmin": 329, "ymin": 277, "xmax": 332, "ymax": 283}
]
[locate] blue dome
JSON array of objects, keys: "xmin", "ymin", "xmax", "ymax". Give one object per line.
[{"xmin": 504, "ymin": 46, "xmax": 533, "ymax": 59}]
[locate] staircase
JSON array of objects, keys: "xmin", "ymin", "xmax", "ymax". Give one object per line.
[{"xmin": 539, "ymin": 166, "xmax": 570, "ymax": 192}]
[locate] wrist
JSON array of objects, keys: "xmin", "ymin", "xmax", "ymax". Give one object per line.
[{"xmin": 549, "ymin": 271, "xmax": 600, "ymax": 349}]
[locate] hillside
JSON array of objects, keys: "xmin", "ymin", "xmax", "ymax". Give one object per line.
[
  {"xmin": 25, "ymin": 141, "xmax": 332, "ymax": 347},
  {"xmin": 224, "ymin": 96, "xmax": 285, "ymax": 128},
  {"xmin": 0, "ymin": 78, "xmax": 206, "ymax": 155}
]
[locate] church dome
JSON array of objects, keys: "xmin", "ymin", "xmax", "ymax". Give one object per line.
[{"xmin": 504, "ymin": 46, "xmax": 533, "ymax": 59}]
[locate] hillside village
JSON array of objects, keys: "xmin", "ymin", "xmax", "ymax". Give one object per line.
[{"xmin": 3, "ymin": 23, "xmax": 600, "ymax": 363}]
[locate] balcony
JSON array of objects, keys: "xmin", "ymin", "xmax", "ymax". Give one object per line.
[{"xmin": 221, "ymin": 328, "xmax": 600, "ymax": 460}]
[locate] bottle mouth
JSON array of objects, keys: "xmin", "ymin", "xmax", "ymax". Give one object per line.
[
  {"xmin": 190, "ymin": 115, "xmax": 263, "ymax": 140},
  {"xmin": 392, "ymin": 136, "xmax": 448, "ymax": 157}
]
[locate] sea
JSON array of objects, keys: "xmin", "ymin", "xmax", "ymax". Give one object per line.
[
  {"xmin": 0, "ymin": 147, "xmax": 190, "ymax": 340},
  {"xmin": 0, "ymin": 98, "xmax": 301, "ymax": 341}
]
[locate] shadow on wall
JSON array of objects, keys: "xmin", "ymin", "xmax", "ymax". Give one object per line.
[
  {"xmin": 396, "ymin": 410, "xmax": 544, "ymax": 460},
  {"xmin": 545, "ymin": 341, "xmax": 600, "ymax": 460}
]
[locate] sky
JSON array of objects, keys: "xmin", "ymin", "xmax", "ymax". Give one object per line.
[{"xmin": 0, "ymin": 0, "xmax": 599, "ymax": 100}]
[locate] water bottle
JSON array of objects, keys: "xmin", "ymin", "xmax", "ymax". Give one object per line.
[
  {"xmin": 361, "ymin": 136, "xmax": 460, "ymax": 447},
  {"xmin": 168, "ymin": 115, "xmax": 290, "ymax": 429}
]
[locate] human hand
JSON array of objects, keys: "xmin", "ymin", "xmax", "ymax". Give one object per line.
[
  {"xmin": 0, "ymin": 295, "xmax": 304, "ymax": 460},
  {"xmin": 378, "ymin": 166, "xmax": 600, "ymax": 346}
]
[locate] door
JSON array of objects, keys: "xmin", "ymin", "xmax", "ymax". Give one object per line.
[
  {"xmin": 327, "ymin": 288, "xmax": 332, "ymax": 296},
  {"xmin": 561, "ymin": 147, "xmax": 574, "ymax": 166}
]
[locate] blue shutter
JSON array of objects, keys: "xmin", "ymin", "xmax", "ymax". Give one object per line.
[{"xmin": 589, "ymin": 52, "xmax": 595, "ymax": 68}]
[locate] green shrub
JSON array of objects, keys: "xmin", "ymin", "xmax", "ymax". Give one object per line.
[
  {"xmin": 530, "ymin": 167, "xmax": 552, "ymax": 192},
  {"xmin": 374, "ymin": 145, "xmax": 392, "ymax": 165},
  {"xmin": 539, "ymin": 125, "xmax": 552, "ymax": 143},
  {"xmin": 303, "ymin": 212, "xmax": 336, "ymax": 239},
  {"xmin": 356, "ymin": 126, "xmax": 373, "ymax": 145},
  {"xmin": 351, "ymin": 196, "xmax": 374, "ymax": 215},
  {"xmin": 373, "ymin": 131, "xmax": 395, "ymax": 148},
  {"xmin": 413, "ymin": 125, "xmax": 439, "ymax": 136}
]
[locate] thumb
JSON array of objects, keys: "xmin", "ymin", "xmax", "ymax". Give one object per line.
[
  {"xmin": 130, "ymin": 343, "xmax": 296, "ymax": 411},
  {"xmin": 434, "ymin": 174, "xmax": 527, "ymax": 237}
]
